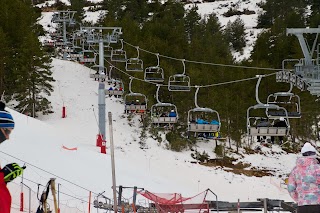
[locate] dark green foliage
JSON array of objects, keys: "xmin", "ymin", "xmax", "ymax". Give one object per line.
[
  {"xmin": 223, "ymin": 17, "xmax": 246, "ymax": 52},
  {"xmin": 214, "ymin": 144, "xmax": 223, "ymax": 157},
  {"xmin": 191, "ymin": 150, "xmax": 209, "ymax": 163},
  {"xmin": 257, "ymin": 0, "xmax": 307, "ymax": 28},
  {"xmin": 70, "ymin": 0, "xmax": 86, "ymax": 24},
  {"xmin": 165, "ymin": 130, "xmax": 188, "ymax": 152},
  {"xmin": 0, "ymin": 0, "xmax": 54, "ymax": 116}
]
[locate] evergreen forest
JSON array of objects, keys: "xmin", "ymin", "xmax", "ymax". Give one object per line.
[{"xmin": 2, "ymin": 0, "xmax": 320, "ymax": 152}]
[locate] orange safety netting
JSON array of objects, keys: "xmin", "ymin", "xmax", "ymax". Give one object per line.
[{"xmin": 138, "ymin": 189, "xmax": 209, "ymax": 213}]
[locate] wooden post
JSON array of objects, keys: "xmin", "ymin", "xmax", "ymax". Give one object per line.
[{"xmin": 50, "ymin": 178, "xmax": 59, "ymax": 213}]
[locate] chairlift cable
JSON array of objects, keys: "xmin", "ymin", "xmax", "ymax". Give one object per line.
[
  {"xmin": 89, "ymin": 44, "xmax": 277, "ymax": 89},
  {"xmin": 122, "ymin": 40, "xmax": 285, "ymax": 71}
]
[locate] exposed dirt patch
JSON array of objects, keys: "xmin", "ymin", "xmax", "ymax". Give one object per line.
[{"xmin": 200, "ymin": 157, "xmax": 273, "ymax": 177}]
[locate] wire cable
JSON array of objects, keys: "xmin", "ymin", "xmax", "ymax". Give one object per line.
[
  {"xmin": 122, "ymin": 40, "xmax": 285, "ymax": 71},
  {"xmin": 0, "ymin": 150, "xmax": 99, "ymax": 196},
  {"xmin": 89, "ymin": 46, "xmax": 275, "ymax": 89}
]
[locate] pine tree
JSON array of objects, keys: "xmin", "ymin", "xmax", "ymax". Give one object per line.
[
  {"xmin": 223, "ymin": 17, "xmax": 246, "ymax": 52},
  {"xmin": 70, "ymin": 0, "xmax": 86, "ymax": 24},
  {"xmin": 13, "ymin": 32, "xmax": 54, "ymax": 116}
]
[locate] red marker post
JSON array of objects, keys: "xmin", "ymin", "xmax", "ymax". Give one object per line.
[{"xmin": 62, "ymin": 106, "xmax": 66, "ymax": 118}]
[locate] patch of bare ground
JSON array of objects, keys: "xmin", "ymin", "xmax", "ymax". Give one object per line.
[{"xmin": 200, "ymin": 157, "xmax": 273, "ymax": 177}]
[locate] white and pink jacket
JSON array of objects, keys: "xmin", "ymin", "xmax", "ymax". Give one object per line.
[{"xmin": 288, "ymin": 156, "xmax": 320, "ymax": 206}]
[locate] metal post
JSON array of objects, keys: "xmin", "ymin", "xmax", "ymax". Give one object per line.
[
  {"xmin": 133, "ymin": 186, "xmax": 137, "ymax": 207},
  {"xmin": 118, "ymin": 185, "xmax": 123, "ymax": 207},
  {"xmin": 63, "ymin": 21, "xmax": 67, "ymax": 60},
  {"xmin": 108, "ymin": 112, "xmax": 118, "ymax": 213},
  {"xmin": 21, "ymin": 183, "xmax": 31, "ymax": 213},
  {"xmin": 263, "ymin": 198, "xmax": 268, "ymax": 213},
  {"xmin": 99, "ymin": 39, "xmax": 104, "ymax": 73},
  {"xmin": 58, "ymin": 183, "xmax": 60, "ymax": 212},
  {"xmin": 98, "ymin": 83, "xmax": 106, "ymax": 141}
]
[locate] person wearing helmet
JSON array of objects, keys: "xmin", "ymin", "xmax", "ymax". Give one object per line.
[
  {"xmin": 287, "ymin": 142, "xmax": 320, "ymax": 212},
  {"xmin": 0, "ymin": 101, "xmax": 25, "ymax": 213}
]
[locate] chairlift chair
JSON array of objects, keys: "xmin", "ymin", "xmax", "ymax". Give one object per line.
[
  {"xmin": 124, "ymin": 93, "xmax": 147, "ymax": 114},
  {"xmin": 43, "ymin": 40, "xmax": 55, "ymax": 47},
  {"xmin": 187, "ymin": 87, "xmax": 221, "ymax": 138},
  {"xmin": 79, "ymin": 50, "xmax": 96, "ymax": 63},
  {"xmin": 188, "ymin": 108, "xmax": 221, "ymax": 136},
  {"xmin": 168, "ymin": 59, "xmax": 191, "ymax": 91},
  {"xmin": 247, "ymin": 75, "xmax": 290, "ymax": 138},
  {"xmin": 61, "ymin": 42, "xmax": 74, "ymax": 53},
  {"xmin": 105, "ymin": 79, "xmax": 124, "ymax": 97},
  {"xmin": 151, "ymin": 85, "xmax": 178, "ymax": 125},
  {"xmin": 125, "ymin": 46, "xmax": 143, "ymax": 72},
  {"xmin": 247, "ymin": 104, "xmax": 290, "ymax": 137},
  {"xmin": 111, "ymin": 39, "xmax": 127, "ymax": 62},
  {"xmin": 55, "ymin": 39, "xmax": 64, "ymax": 47},
  {"xmin": 144, "ymin": 53, "xmax": 165, "ymax": 82},
  {"xmin": 104, "ymin": 45, "xmax": 113, "ymax": 58},
  {"xmin": 89, "ymin": 65, "xmax": 107, "ymax": 81},
  {"xmin": 126, "ymin": 58, "xmax": 144, "ymax": 72},
  {"xmin": 124, "ymin": 77, "xmax": 147, "ymax": 114},
  {"xmin": 266, "ymin": 83, "xmax": 301, "ymax": 119},
  {"xmin": 69, "ymin": 46, "xmax": 83, "ymax": 60}
]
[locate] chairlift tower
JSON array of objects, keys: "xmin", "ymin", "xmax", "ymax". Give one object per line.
[
  {"xmin": 80, "ymin": 27, "xmax": 122, "ymax": 72},
  {"xmin": 286, "ymin": 27, "xmax": 320, "ymax": 95},
  {"xmin": 51, "ymin": 11, "xmax": 77, "ymax": 60}
]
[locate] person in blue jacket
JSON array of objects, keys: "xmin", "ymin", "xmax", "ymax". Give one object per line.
[{"xmin": 169, "ymin": 110, "xmax": 176, "ymax": 117}]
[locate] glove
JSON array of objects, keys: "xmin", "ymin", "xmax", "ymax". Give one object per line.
[{"xmin": 1, "ymin": 163, "xmax": 25, "ymax": 183}]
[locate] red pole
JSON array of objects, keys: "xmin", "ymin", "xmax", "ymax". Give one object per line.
[
  {"xmin": 20, "ymin": 192, "xmax": 24, "ymax": 211},
  {"xmin": 88, "ymin": 191, "xmax": 91, "ymax": 213},
  {"xmin": 101, "ymin": 139, "xmax": 106, "ymax": 154},
  {"xmin": 96, "ymin": 134, "xmax": 102, "ymax": 147},
  {"xmin": 62, "ymin": 106, "xmax": 66, "ymax": 118}
]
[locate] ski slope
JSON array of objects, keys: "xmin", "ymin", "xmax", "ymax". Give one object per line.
[{"xmin": 0, "ymin": 58, "xmax": 299, "ymax": 213}]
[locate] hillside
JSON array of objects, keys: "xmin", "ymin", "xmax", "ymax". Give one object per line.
[
  {"xmin": 2, "ymin": 0, "xmax": 320, "ymax": 212},
  {"xmin": 2, "ymin": 57, "xmax": 298, "ymax": 213}
]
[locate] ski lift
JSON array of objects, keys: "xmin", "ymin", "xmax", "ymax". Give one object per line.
[
  {"xmin": 286, "ymin": 27, "xmax": 320, "ymax": 96},
  {"xmin": 124, "ymin": 77, "xmax": 147, "ymax": 114},
  {"xmin": 79, "ymin": 50, "xmax": 96, "ymax": 63},
  {"xmin": 266, "ymin": 82, "xmax": 301, "ymax": 118},
  {"xmin": 104, "ymin": 41, "xmax": 113, "ymax": 58},
  {"xmin": 55, "ymin": 39, "xmax": 64, "ymax": 47},
  {"xmin": 125, "ymin": 46, "xmax": 144, "ymax": 72},
  {"xmin": 43, "ymin": 40, "xmax": 55, "ymax": 47},
  {"xmin": 247, "ymin": 75, "xmax": 290, "ymax": 137},
  {"xmin": 69, "ymin": 46, "xmax": 83, "ymax": 60},
  {"xmin": 89, "ymin": 65, "xmax": 107, "ymax": 81},
  {"xmin": 93, "ymin": 195, "xmax": 113, "ymax": 210},
  {"xmin": 187, "ymin": 86, "xmax": 221, "ymax": 138},
  {"xmin": 105, "ymin": 78, "xmax": 124, "ymax": 97},
  {"xmin": 105, "ymin": 66, "xmax": 124, "ymax": 97},
  {"xmin": 144, "ymin": 53, "xmax": 165, "ymax": 82},
  {"xmin": 168, "ymin": 59, "xmax": 191, "ymax": 91},
  {"xmin": 151, "ymin": 85, "xmax": 178, "ymax": 126},
  {"xmin": 61, "ymin": 42, "xmax": 74, "ymax": 53},
  {"xmin": 111, "ymin": 39, "xmax": 127, "ymax": 62}
]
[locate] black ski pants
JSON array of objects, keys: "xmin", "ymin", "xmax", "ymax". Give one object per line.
[{"xmin": 297, "ymin": 204, "xmax": 320, "ymax": 213}]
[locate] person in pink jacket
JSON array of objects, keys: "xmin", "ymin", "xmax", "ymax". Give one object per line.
[{"xmin": 287, "ymin": 142, "xmax": 320, "ymax": 213}]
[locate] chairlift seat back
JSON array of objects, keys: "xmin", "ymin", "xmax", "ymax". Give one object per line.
[{"xmin": 126, "ymin": 58, "xmax": 144, "ymax": 72}]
